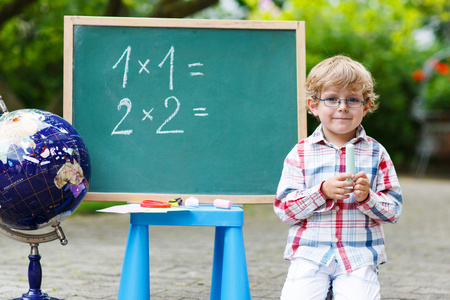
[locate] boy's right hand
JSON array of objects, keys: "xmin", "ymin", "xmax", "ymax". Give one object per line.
[{"xmin": 321, "ymin": 173, "xmax": 354, "ymax": 200}]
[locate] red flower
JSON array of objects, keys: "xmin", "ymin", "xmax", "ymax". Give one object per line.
[
  {"xmin": 434, "ymin": 62, "xmax": 450, "ymax": 75},
  {"xmin": 412, "ymin": 69, "xmax": 426, "ymax": 81}
]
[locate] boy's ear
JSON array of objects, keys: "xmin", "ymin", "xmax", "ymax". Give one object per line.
[
  {"xmin": 307, "ymin": 97, "xmax": 319, "ymax": 116},
  {"xmin": 363, "ymin": 99, "xmax": 372, "ymax": 116}
]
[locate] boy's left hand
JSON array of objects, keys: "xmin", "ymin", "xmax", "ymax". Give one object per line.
[{"xmin": 352, "ymin": 171, "xmax": 370, "ymax": 203}]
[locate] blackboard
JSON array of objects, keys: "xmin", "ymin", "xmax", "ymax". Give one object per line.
[{"xmin": 64, "ymin": 16, "xmax": 306, "ymax": 203}]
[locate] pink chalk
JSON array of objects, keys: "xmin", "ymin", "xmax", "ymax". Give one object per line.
[{"xmin": 213, "ymin": 199, "xmax": 233, "ymax": 209}]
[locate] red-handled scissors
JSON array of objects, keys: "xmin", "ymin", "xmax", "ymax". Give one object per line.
[{"xmin": 140, "ymin": 200, "xmax": 172, "ymax": 208}]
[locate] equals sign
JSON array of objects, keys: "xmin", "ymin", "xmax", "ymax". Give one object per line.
[
  {"xmin": 188, "ymin": 62, "xmax": 204, "ymax": 76},
  {"xmin": 193, "ymin": 108, "xmax": 208, "ymax": 117}
]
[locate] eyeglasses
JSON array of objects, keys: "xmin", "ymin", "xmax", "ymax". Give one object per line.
[{"xmin": 313, "ymin": 96, "xmax": 366, "ymax": 108}]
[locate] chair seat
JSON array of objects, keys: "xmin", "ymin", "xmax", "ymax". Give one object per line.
[
  {"xmin": 117, "ymin": 205, "xmax": 251, "ymax": 300},
  {"xmin": 130, "ymin": 205, "xmax": 244, "ymax": 227}
]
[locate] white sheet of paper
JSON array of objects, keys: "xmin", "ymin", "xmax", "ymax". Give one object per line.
[{"xmin": 96, "ymin": 204, "xmax": 192, "ymax": 214}]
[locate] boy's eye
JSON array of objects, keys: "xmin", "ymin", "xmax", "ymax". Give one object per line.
[
  {"xmin": 325, "ymin": 97, "xmax": 339, "ymax": 103},
  {"xmin": 347, "ymin": 98, "xmax": 361, "ymax": 103}
]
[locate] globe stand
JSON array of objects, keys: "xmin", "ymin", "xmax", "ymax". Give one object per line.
[
  {"xmin": 13, "ymin": 243, "xmax": 60, "ymax": 300},
  {"xmin": 0, "ymin": 223, "xmax": 68, "ymax": 300}
]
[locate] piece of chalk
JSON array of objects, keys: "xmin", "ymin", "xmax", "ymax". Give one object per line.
[
  {"xmin": 185, "ymin": 197, "xmax": 199, "ymax": 208},
  {"xmin": 345, "ymin": 144, "xmax": 355, "ymax": 181},
  {"xmin": 214, "ymin": 199, "xmax": 233, "ymax": 209}
]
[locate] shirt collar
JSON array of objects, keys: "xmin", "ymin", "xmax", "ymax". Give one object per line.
[{"xmin": 309, "ymin": 124, "xmax": 369, "ymax": 146}]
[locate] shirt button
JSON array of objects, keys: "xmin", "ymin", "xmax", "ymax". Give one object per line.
[
  {"xmin": 335, "ymin": 206, "xmax": 340, "ymax": 211},
  {"xmin": 334, "ymin": 237, "xmax": 339, "ymax": 243}
]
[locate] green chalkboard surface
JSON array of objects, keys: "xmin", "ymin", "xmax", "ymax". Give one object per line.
[{"xmin": 64, "ymin": 17, "xmax": 306, "ymax": 203}]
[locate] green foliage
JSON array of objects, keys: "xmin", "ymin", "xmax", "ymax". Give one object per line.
[
  {"xmin": 246, "ymin": 0, "xmax": 448, "ymax": 168},
  {"xmin": 0, "ymin": 0, "xmax": 167, "ymax": 110},
  {"xmin": 1, "ymin": 1, "xmax": 76, "ymax": 109},
  {"xmin": 0, "ymin": 0, "xmax": 448, "ymax": 169},
  {"xmin": 421, "ymin": 56, "xmax": 450, "ymax": 110},
  {"xmin": 425, "ymin": 75, "xmax": 450, "ymax": 110}
]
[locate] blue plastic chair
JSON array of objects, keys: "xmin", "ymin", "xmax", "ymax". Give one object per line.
[{"xmin": 117, "ymin": 205, "xmax": 251, "ymax": 300}]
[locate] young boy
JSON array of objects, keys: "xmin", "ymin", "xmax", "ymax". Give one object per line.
[{"xmin": 274, "ymin": 55, "xmax": 402, "ymax": 300}]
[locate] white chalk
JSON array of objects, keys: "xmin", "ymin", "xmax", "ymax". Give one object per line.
[
  {"xmin": 345, "ymin": 144, "xmax": 355, "ymax": 182},
  {"xmin": 185, "ymin": 197, "xmax": 199, "ymax": 208},
  {"xmin": 214, "ymin": 199, "xmax": 233, "ymax": 209}
]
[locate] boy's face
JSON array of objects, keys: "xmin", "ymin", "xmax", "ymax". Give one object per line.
[{"xmin": 308, "ymin": 85, "xmax": 371, "ymax": 147}]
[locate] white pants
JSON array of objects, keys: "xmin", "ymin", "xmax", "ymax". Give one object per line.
[{"xmin": 280, "ymin": 258, "xmax": 380, "ymax": 300}]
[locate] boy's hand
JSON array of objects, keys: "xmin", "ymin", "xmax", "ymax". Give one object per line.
[
  {"xmin": 321, "ymin": 172, "xmax": 371, "ymax": 202},
  {"xmin": 321, "ymin": 173, "xmax": 354, "ymax": 200},
  {"xmin": 352, "ymin": 171, "xmax": 370, "ymax": 203}
]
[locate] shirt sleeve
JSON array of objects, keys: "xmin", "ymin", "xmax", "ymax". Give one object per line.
[
  {"xmin": 274, "ymin": 145, "xmax": 334, "ymax": 225},
  {"xmin": 356, "ymin": 149, "xmax": 403, "ymax": 223}
]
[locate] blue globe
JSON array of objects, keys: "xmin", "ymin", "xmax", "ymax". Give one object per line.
[{"xmin": 0, "ymin": 109, "xmax": 90, "ymax": 230}]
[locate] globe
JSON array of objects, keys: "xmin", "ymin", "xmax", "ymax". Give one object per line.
[{"xmin": 0, "ymin": 108, "xmax": 90, "ymax": 231}]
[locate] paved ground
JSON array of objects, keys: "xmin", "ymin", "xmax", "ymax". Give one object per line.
[{"xmin": 0, "ymin": 176, "xmax": 449, "ymax": 300}]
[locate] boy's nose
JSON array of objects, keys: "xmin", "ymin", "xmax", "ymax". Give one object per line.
[{"xmin": 337, "ymin": 101, "xmax": 348, "ymax": 112}]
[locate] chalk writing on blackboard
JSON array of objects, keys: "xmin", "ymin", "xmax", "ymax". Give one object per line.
[
  {"xmin": 142, "ymin": 108, "xmax": 154, "ymax": 121},
  {"xmin": 111, "ymin": 98, "xmax": 133, "ymax": 136},
  {"xmin": 110, "ymin": 45, "xmax": 207, "ymax": 136},
  {"xmin": 111, "ymin": 96, "xmax": 189, "ymax": 136},
  {"xmin": 112, "ymin": 46, "xmax": 131, "ymax": 88},
  {"xmin": 156, "ymin": 96, "xmax": 184, "ymax": 134},
  {"xmin": 158, "ymin": 45, "xmax": 175, "ymax": 91},
  {"xmin": 188, "ymin": 62, "xmax": 204, "ymax": 76},
  {"xmin": 193, "ymin": 108, "xmax": 208, "ymax": 117},
  {"xmin": 138, "ymin": 59, "xmax": 150, "ymax": 74}
]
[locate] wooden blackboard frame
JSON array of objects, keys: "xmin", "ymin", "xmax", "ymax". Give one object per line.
[{"xmin": 63, "ymin": 16, "xmax": 306, "ymax": 204}]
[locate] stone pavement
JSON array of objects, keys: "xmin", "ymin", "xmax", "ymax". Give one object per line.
[{"xmin": 0, "ymin": 176, "xmax": 449, "ymax": 300}]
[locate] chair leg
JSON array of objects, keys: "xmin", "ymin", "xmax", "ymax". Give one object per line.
[
  {"xmin": 118, "ymin": 224, "xmax": 150, "ymax": 300},
  {"xmin": 210, "ymin": 227, "xmax": 226, "ymax": 300},
  {"xmin": 221, "ymin": 227, "xmax": 251, "ymax": 300}
]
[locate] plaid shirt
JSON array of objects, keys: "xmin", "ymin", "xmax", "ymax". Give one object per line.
[{"xmin": 274, "ymin": 125, "xmax": 402, "ymax": 273}]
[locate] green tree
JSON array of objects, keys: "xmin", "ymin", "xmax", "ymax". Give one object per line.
[
  {"xmin": 0, "ymin": 0, "xmax": 220, "ymax": 113},
  {"xmin": 245, "ymin": 0, "xmax": 449, "ymax": 168},
  {"xmin": 0, "ymin": 0, "xmax": 448, "ymax": 169}
]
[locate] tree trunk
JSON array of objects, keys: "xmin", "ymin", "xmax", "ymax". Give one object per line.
[{"xmin": 150, "ymin": 0, "xmax": 219, "ymax": 18}]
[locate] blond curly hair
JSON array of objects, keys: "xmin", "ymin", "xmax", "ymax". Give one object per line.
[{"xmin": 305, "ymin": 55, "xmax": 379, "ymax": 114}]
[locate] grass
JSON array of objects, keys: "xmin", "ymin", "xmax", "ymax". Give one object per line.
[{"xmin": 74, "ymin": 201, "xmax": 126, "ymax": 215}]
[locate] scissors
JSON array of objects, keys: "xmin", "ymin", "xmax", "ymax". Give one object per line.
[{"xmin": 140, "ymin": 200, "xmax": 172, "ymax": 208}]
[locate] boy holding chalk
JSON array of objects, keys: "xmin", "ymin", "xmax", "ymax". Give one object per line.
[{"xmin": 274, "ymin": 55, "xmax": 402, "ymax": 300}]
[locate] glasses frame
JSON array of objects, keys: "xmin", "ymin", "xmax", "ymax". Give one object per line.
[{"xmin": 313, "ymin": 96, "xmax": 367, "ymax": 108}]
